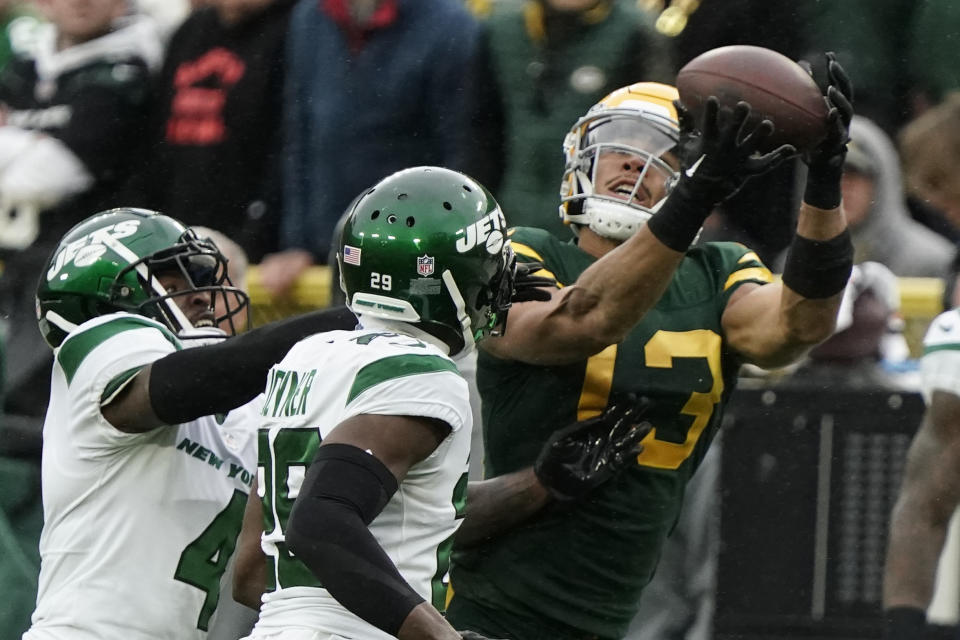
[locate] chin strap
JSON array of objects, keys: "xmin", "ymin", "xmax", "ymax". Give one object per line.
[
  {"xmin": 583, "ymin": 197, "xmax": 653, "ymax": 242},
  {"xmin": 442, "ymin": 269, "xmax": 475, "ymax": 357}
]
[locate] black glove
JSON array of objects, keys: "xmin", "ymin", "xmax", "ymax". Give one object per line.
[
  {"xmin": 534, "ymin": 396, "xmax": 653, "ymax": 501},
  {"xmin": 459, "ymin": 631, "xmax": 507, "ymax": 640},
  {"xmin": 800, "ymin": 52, "xmax": 855, "ymax": 209},
  {"xmin": 511, "ymin": 261, "xmax": 555, "ymax": 303},
  {"xmin": 675, "ymin": 97, "xmax": 797, "ymax": 205},
  {"xmin": 645, "ymin": 99, "xmax": 795, "ymax": 252}
]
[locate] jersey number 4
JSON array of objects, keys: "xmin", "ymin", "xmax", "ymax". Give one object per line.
[{"xmin": 174, "ymin": 489, "xmax": 248, "ymax": 631}]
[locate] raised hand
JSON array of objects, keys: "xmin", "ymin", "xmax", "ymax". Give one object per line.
[
  {"xmin": 804, "ymin": 52, "xmax": 855, "ymax": 172},
  {"xmin": 675, "ymin": 97, "xmax": 797, "ymax": 204},
  {"xmin": 798, "ymin": 52, "xmax": 855, "ymax": 209}
]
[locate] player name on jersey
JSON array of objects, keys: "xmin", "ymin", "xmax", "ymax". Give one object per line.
[{"xmin": 262, "ymin": 368, "xmax": 317, "ymax": 418}]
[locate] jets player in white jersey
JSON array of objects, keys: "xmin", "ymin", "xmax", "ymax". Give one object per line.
[
  {"xmin": 26, "ymin": 208, "xmax": 358, "ymax": 640},
  {"xmin": 238, "ymin": 167, "xmax": 516, "ymax": 640},
  {"xmin": 883, "ymin": 308, "xmax": 960, "ymax": 637}
]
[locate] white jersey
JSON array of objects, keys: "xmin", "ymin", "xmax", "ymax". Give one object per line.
[
  {"xmin": 250, "ymin": 327, "xmax": 472, "ymax": 639},
  {"xmin": 920, "ymin": 308, "xmax": 960, "ymax": 403},
  {"xmin": 24, "ymin": 313, "xmax": 258, "ymax": 640}
]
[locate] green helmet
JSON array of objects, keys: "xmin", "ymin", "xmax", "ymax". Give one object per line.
[
  {"xmin": 338, "ymin": 166, "xmax": 515, "ymax": 355},
  {"xmin": 36, "ymin": 208, "xmax": 249, "ymax": 348}
]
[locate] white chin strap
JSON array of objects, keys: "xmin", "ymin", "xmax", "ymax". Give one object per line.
[
  {"xmin": 442, "ymin": 269, "xmax": 475, "ymax": 357},
  {"xmin": 178, "ymin": 327, "xmax": 228, "ymax": 347},
  {"xmin": 581, "ymin": 195, "xmax": 702, "ymax": 246},
  {"xmin": 583, "ymin": 197, "xmax": 654, "ymax": 242},
  {"xmin": 44, "ymin": 309, "xmax": 79, "ymax": 338}
]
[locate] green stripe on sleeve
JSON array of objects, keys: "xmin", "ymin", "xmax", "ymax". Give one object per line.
[
  {"xmin": 924, "ymin": 343, "xmax": 960, "ymax": 356},
  {"xmin": 100, "ymin": 366, "xmax": 145, "ymax": 406},
  {"xmin": 347, "ymin": 354, "xmax": 459, "ymax": 405},
  {"xmin": 58, "ymin": 317, "xmax": 180, "ymax": 384}
]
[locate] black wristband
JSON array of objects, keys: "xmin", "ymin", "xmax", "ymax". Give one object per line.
[
  {"xmin": 646, "ymin": 178, "xmax": 716, "ymax": 252},
  {"xmin": 804, "ymin": 163, "xmax": 843, "ymax": 210},
  {"xmin": 149, "ymin": 306, "xmax": 357, "ymax": 424},
  {"xmin": 882, "ymin": 606, "xmax": 927, "ymax": 639},
  {"xmin": 781, "ymin": 229, "xmax": 853, "ymax": 299}
]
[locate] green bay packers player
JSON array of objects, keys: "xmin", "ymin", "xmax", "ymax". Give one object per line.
[
  {"xmin": 25, "ymin": 208, "xmax": 358, "ymax": 639},
  {"xmin": 236, "ymin": 167, "xmax": 650, "ymax": 640},
  {"xmin": 446, "ymin": 64, "xmax": 856, "ymax": 640}
]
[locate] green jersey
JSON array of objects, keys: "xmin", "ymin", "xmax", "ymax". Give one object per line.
[{"xmin": 449, "ymin": 227, "xmax": 773, "ymax": 639}]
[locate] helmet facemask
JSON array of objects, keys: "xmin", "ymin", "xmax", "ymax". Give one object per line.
[
  {"xmin": 449, "ymin": 241, "xmax": 517, "ymax": 349},
  {"xmin": 560, "ymin": 83, "xmax": 683, "ymax": 243},
  {"xmin": 37, "ymin": 209, "xmax": 252, "ymax": 348},
  {"xmin": 113, "ymin": 229, "xmax": 250, "ymax": 337},
  {"xmin": 488, "ymin": 243, "xmax": 517, "ymax": 337},
  {"xmin": 562, "ymin": 112, "xmax": 681, "ymax": 241}
]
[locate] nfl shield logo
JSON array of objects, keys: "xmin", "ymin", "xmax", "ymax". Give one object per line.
[{"xmin": 417, "ymin": 255, "xmax": 435, "ymax": 276}]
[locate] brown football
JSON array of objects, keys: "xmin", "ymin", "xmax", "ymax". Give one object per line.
[{"xmin": 677, "ymin": 45, "xmax": 829, "ymax": 153}]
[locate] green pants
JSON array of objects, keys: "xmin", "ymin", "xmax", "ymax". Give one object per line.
[{"xmin": 445, "ymin": 592, "xmax": 611, "ymax": 640}]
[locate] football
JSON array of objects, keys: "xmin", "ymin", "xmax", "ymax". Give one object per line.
[{"xmin": 676, "ymin": 45, "xmax": 829, "ymax": 153}]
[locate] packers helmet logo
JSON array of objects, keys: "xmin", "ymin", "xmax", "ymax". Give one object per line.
[{"xmin": 455, "ymin": 209, "xmax": 506, "ymax": 255}]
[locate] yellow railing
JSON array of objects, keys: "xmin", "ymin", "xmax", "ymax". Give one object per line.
[
  {"xmin": 246, "ymin": 265, "xmax": 335, "ymax": 326},
  {"xmin": 899, "ymin": 277, "xmax": 945, "ymax": 357},
  {"xmin": 899, "ymin": 277, "xmax": 945, "ymax": 317},
  {"xmin": 246, "ymin": 267, "xmax": 947, "ymax": 358}
]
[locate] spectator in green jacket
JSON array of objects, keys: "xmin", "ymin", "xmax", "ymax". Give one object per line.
[{"xmin": 466, "ymin": 0, "xmax": 673, "ymax": 239}]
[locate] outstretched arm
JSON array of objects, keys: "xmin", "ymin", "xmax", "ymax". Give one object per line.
[
  {"xmin": 722, "ymin": 53, "xmax": 854, "ymax": 368},
  {"xmin": 456, "ymin": 468, "xmax": 550, "ymax": 548},
  {"xmin": 483, "ymin": 230, "xmax": 685, "ymax": 365},
  {"xmin": 101, "ymin": 306, "xmax": 357, "ymax": 432},
  {"xmin": 484, "ymin": 100, "xmax": 793, "ymax": 366},
  {"xmin": 720, "ymin": 197, "xmax": 849, "ymax": 368}
]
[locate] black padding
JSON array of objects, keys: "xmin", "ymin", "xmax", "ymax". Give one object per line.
[
  {"xmin": 148, "ymin": 306, "xmax": 356, "ymax": 424},
  {"xmin": 286, "ymin": 443, "xmax": 422, "ymax": 635}
]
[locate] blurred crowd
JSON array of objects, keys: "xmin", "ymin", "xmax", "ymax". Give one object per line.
[{"xmin": 2, "ymin": 0, "xmax": 960, "ymax": 638}]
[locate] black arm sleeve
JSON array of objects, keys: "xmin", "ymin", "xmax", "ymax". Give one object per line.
[
  {"xmin": 286, "ymin": 444, "xmax": 424, "ymax": 637},
  {"xmin": 148, "ymin": 306, "xmax": 356, "ymax": 424}
]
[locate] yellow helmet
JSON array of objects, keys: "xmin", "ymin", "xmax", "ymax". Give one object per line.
[{"xmin": 560, "ymin": 82, "xmax": 681, "ymax": 241}]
